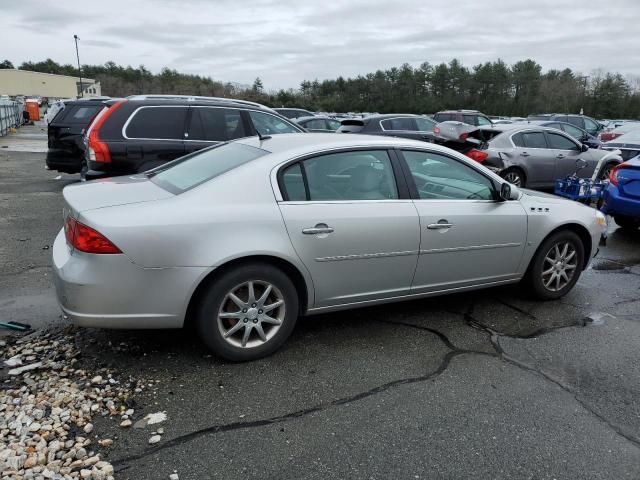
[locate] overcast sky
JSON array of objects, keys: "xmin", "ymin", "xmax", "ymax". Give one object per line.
[{"xmin": 2, "ymin": 0, "xmax": 639, "ymax": 89}]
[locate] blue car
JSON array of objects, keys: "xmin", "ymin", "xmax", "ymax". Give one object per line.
[{"xmin": 601, "ymin": 155, "xmax": 640, "ymax": 230}]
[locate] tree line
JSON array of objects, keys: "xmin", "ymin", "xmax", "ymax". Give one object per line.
[{"xmin": 2, "ymin": 58, "xmax": 639, "ymax": 119}]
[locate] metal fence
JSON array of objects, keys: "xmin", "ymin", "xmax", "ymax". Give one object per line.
[{"xmin": 0, "ymin": 99, "xmax": 23, "ymax": 136}]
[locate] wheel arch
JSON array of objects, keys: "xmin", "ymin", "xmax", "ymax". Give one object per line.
[
  {"xmin": 528, "ymin": 223, "xmax": 593, "ymax": 273},
  {"xmin": 184, "ymin": 255, "xmax": 311, "ymax": 329}
]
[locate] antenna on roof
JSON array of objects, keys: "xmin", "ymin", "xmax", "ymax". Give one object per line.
[{"xmin": 256, "ymin": 128, "xmax": 271, "ymax": 141}]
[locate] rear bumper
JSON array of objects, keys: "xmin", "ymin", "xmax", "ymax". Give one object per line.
[
  {"xmin": 46, "ymin": 149, "xmax": 83, "ymax": 173},
  {"xmin": 601, "ymin": 185, "xmax": 640, "ymax": 218},
  {"xmin": 52, "ymin": 229, "xmax": 209, "ymax": 329}
]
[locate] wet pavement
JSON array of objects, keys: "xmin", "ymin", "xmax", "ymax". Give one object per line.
[{"xmin": 1, "ymin": 147, "xmax": 640, "ymax": 479}]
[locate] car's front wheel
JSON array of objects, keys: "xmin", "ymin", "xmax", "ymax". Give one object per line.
[
  {"xmin": 526, "ymin": 230, "xmax": 585, "ymax": 300},
  {"xmin": 196, "ymin": 263, "xmax": 299, "ymax": 361}
]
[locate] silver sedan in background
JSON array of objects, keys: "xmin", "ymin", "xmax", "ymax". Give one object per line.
[{"xmin": 53, "ymin": 134, "xmax": 606, "ymax": 361}]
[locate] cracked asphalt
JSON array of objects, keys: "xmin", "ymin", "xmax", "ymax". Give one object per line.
[{"xmin": 2, "ymin": 142, "xmax": 640, "ymax": 479}]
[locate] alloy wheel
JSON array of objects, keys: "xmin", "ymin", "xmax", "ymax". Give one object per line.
[
  {"xmin": 541, "ymin": 241, "xmax": 578, "ymax": 292},
  {"xmin": 217, "ymin": 280, "xmax": 286, "ymax": 348},
  {"xmin": 503, "ymin": 171, "xmax": 522, "ymax": 187}
]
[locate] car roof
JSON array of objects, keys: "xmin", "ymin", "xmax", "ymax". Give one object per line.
[
  {"xmin": 234, "ymin": 132, "xmax": 449, "ymax": 156},
  {"xmin": 125, "ymin": 95, "xmax": 272, "ymax": 111},
  {"xmin": 437, "ymin": 109, "xmax": 481, "ymax": 114}
]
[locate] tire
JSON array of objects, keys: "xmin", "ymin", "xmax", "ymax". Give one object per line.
[
  {"xmin": 614, "ymin": 215, "xmax": 640, "ymax": 230},
  {"xmin": 196, "ymin": 263, "xmax": 299, "ymax": 361},
  {"xmin": 526, "ymin": 230, "xmax": 585, "ymax": 300},
  {"xmin": 501, "ymin": 168, "xmax": 526, "ymax": 188}
]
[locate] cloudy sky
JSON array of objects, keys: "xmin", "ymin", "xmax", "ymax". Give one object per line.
[{"xmin": 2, "ymin": 0, "xmax": 639, "ymax": 89}]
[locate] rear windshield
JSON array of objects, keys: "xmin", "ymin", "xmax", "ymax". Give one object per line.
[
  {"xmin": 56, "ymin": 104, "xmax": 102, "ymax": 124},
  {"xmin": 149, "ymin": 142, "xmax": 268, "ymax": 194}
]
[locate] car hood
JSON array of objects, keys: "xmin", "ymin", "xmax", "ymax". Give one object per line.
[
  {"xmin": 63, "ymin": 174, "xmax": 173, "ymax": 214},
  {"xmin": 520, "ymin": 188, "xmax": 568, "ymax": 203}
]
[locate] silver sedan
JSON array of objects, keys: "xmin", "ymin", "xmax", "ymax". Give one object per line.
[{"xmin": 53, "ymin": 134, "xmax": 607, "ymax": 361}]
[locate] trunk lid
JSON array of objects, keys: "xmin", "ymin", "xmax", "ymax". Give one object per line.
[{"xmin": 63, "ymin": 175, "xmax": 174, "ymax": 214}]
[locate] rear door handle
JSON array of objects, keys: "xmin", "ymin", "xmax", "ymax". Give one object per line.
[
  {"xmin": 521, "ymin": 152, "xmax": 530, "ymax": 157},
  {"xmin": 302, "ymin": 224, "xmax": 334, "ymax": 235}
]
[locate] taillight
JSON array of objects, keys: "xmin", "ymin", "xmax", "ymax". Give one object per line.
[
  {"xmin": 64, "ymin": 217, "xmax": 122, "ymax": 254},
  {"xmin": 459, "ymin": 132, "xmax": 469, "ymax": 141},
  {"xmin": 433, "ymin": 126, "xmax": 441, "ymax": 135},
  {"xmin": 609, "ymin": 162, "xmax": 630, "ymax": 187},
  {"xmin": 465, "ymin": 149, "xmax": 488, "ymax": 163},
  {"xmin": 87, "ymin": 100, "xmax": 126, "ymax": 163}
]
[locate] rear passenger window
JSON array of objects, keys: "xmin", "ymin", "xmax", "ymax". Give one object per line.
[
  {"xmin": 521, "ymin": 131, "xmax": 547, "ymax": 148},
  {"xmin": 281, "ymin": 151, "xmax": 398, "ymax": 201},
  {"xmin": 188, "ymin": 108, "xmax": 246, "ymax": 141},
  {"xmin": 381, "ymin": 118, "xmax": 416, "ymax": 130},
  {"xmin": 126, "ymin": 107, "xmax": 188, "ymax": 140},
  {"xmin": 281, "ymin": 163, "xmax": 306, "ymax": 201}
]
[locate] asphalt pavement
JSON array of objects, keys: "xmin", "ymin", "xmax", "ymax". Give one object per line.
[{"xmin": 1, "ymin": 131, "xmax": 640, "ymax": 479}]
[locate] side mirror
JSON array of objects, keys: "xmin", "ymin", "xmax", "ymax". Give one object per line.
[
  {"xmin": 500, "ymin": 182, "xmax": 519, "ymax": 201},
  {"xmin": 581, "ymin": 143, "xmax": 589, "ymax": 152}
]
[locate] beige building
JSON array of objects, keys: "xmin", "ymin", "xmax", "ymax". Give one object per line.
[{"xmin": 0, "ymin": 69, "xmax": 101, "ymax": 99}]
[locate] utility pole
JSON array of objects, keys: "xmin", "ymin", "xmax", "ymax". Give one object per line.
[{"xmin": 74, "ymin": 35, "xmax": 84, "ymax": 98}]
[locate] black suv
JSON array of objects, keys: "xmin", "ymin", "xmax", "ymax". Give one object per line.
[
  {"xmin": 46, "ymin": 97, "xmax": 111, "ymax": 173},
  {"xmin": 432, "ymin": 110, "xmax": 493, "ymax": 127},
  {"xmin": 527, "ymin": 114, "xmax": 602, "ymax": 136},
  {"xmin": 84, "ymin": 95, "xmax": 304, "ymax": 178}
]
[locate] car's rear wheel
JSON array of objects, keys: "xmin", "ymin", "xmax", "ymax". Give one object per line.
[
  {"xmin": 526, "ymin": 230, "xmax": 584, "ymax": 300},
  {"xmin": 502, "ymin": 168, "xmax": 526, "ymax": 188},
  {"xmin": 614, "ymin": 215, "xmax": 640, "ymax": 230},
  {"xmin": 196, "ymin": 263, "xmax": 299, "ymax": 361}
]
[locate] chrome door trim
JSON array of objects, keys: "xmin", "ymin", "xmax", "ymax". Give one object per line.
[
  {"xmin": 314, "ymin": 250, "xmax": 418, "ymax": 263},
  {"xmin": 419, "ymin": 242, "xmax": 522, "ymax": 255}
]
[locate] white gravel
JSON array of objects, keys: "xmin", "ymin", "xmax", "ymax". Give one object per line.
[{"xmin": 1, "ymin": 330, "xmax": 147, "ymax": 479}]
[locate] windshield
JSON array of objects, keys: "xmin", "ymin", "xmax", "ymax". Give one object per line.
[{"xmin": 149, "ymin": 142, "xmax": 268, "ymax": 194}]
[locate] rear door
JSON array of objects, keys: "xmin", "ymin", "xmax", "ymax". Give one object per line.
[
  {"xmin": 277, "ymin": 149, "xmax": 420, "ymax": 307},
  {"xmin": 185, "ymin": 107, "xmax": 249, "ymax": 153},
  {"xmin": 123, "ymin": 106, "xmax": 187, "ymax": 171},
  {"xmin": 511, "ymin": 130, "xmax": 556, "ymax": 187}
]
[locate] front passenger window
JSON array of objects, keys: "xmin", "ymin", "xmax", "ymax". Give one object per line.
[
  {"xmin": 403, "ymin": 150, "xmax": 494, "ymax": 200},
  {"xmin": 546, "ymin": 132, "xmax": 579, "ymax": 150}
]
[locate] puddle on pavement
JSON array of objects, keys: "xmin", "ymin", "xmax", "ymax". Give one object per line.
[{"xmin": 581, "ymin": 311, "xmax": 615, "ymax": 326}]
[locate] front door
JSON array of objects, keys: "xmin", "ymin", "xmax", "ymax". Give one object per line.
[
  {"xmin": 545, "ymin": 131, "xmax": 592, "ymax": 179},
  {"xmin": 277, "ymin": 149, "xmax": 420, "ymax": 307},
  {"xmin": 400, "ymin": 149, "xmax": 527, "ymax": 293}
]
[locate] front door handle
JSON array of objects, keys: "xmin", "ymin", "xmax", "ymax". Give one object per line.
[
  {"xmin": 556, "ymin": 153, "xmax": 565, "ymax": 159},
  {"xmin": 302, "ymin": 223, "xmax": 334, "ymax": 235},
  {"xmin": 427, "ymin": 220, "xmax": 454, "ymax": 230}
]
